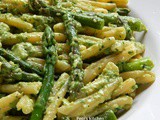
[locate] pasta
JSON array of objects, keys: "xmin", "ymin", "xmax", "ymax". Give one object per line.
[
  {"xmin": 0, "ymin": 82, "xmax": 42, "ymax": 95},
  {"xmin": 81, "ymin": 37, "xmax": 115, "ymax": 60},
  {"xmin": 16, "ymin": 95, "xmax": 34, "ymax": 114},
  {"xmin": 112, "ymin": 78, "xmax": 136, "ymax": 98},
  {"xmin": 0, "ymin": 92, "xmax": 22, "ymax": 117},
  {"xmin": 0, "ymin": 0, "xmax": 155, "ymax": 119},
  {"xmin": 0, "ymin": 13, "xmax": 34, "ymax": 32},
  {"xmin": 120, "ymin": 70, "xmax": 155, "ymax": 84}
]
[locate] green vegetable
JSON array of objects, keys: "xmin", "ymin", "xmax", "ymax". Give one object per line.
[
  {"xmin": 86, "ymin": 12, "xmax": 120, "ymax": 25},
  {"xmin": 30, "ymin": 26, "xmax": 57, "ymax": 120},
  {"xmin": 73, "ymin": 13, "xmax": 104, "ymax": 30},
  {"xmin": 119, "ymin": 18, "xmax": 134, "ymax": 40},
  {"xmin": 117, "ymin": 57, "xmax": 154, "ymax": 72},
  {"xmin": 0, "ymin": 48, "xmax": 43, "ymax": 76},
  {"xmin": 0, "ymin": 56, "xmax": 42, "ymax": 83},
  {"xmin": 117, "ymin": 8, "xmax": 131, "ymax": 16},
  {"xmin": 96, "ymin": 110, "xmax": 117, "ymax": 120},
  {"xmin": 120, "ymin": 16, "xmax": 147, "ymax": 32},
  {"xmin": 63, "ymin": 13, "xmax": 84, "ymax": 99}
]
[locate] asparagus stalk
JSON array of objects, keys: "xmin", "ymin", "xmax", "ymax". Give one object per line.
[
  {"xmin": 30, "ymin": 26, "xmax": 57, "ymax": 120},
  {"xmin": 120, "ymin": 16, "xmax": 147, "ymax": 32},
  {"xmin": 116, "ymin": 8, "xmax": 131, "ymax": 16},
  {"xmin": 96, "ymin": 110, "xmax": 117, "ymax": 120},
  {"xmin": 73, "ymin": 13, "xmax": 104, "ymax": 30},
  {"xmin": 63, "ymin": 13, "xmax": 84, "ymax": 98},
  {"xmin": 85, "ymin": 12, "xmax": 120, "ymax": 25},
  {"xmin": 0, "ymin": 48, "xmax": 43, "ymax": 76},
  {"xmin": 117, "ymin": 57, "xmax": 154, "ymax": 72},
  {"xmin": 0, "ymin": 56, "xmax": 42, "ymax": 82},
  {"xmin": 119, "ymin": 17, "xmax": 134, "ymax": 40}
]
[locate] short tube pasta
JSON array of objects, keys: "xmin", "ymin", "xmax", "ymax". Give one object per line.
[
  {"xmin": 81, "ymin": 26, "xmax": 126, "ymax": 40},
  {"xmin": 81, "ymin": 37, "xmax": 115, "ymax": 60},
  {"xmin": 120, "ymin": 70, "xmax": 155, "ymax": 84},
  {"xmin": 0, "ymin": 82, "xmax": 42, "ymax": 95},
  {"xmin": 85, "ymin": 95, "xmax": 133, "ymax": 117},
  {"xmin": 0, "ymin": 92, "xmax": 22, "ymax": 116},
  {"xmin": 0, "ymin": 13, "xmax": 33, "ymax": 32},
  {"xmin": 112, "ymin": 78, "xmax": 137, "ymax": 98},
  {"xmin": 16, "ymin": 95, "xmax": 34, "ymax": 114}
]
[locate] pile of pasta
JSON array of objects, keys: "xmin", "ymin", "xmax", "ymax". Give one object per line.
[{"xmin": 0, "ymin": 0, "xmax": 155, "ymax": 120}]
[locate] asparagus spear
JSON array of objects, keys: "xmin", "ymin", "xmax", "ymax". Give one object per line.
[
  {"xmin": 29, "ymin": 0, "xmax": 105, "ymax": 29},
  {"xmin": 63, "ymin": 13, "xmax": 84, "ymax": 99},
  {"xmin": 30, "ymin": 26, "xmax": 57, "ymax": 120},
  {"xmin": 0, "ymin": 56, "xmax": 42, "ymax": 82},
  {"xmin": 116, "ymin": 8, "xmax": 131, "ymax": 16},
  {"xmin": 0, "ymin": 48, "xmax": 43, "ymax": 76},
  {"xmin": 117, "ymin": 57, "xmax": 154, "ymax": 72},
  {"xmin": 119, "ymin": 17, "xmax": 134, "ymax": 40},
  {"xmin": 84, "ymin": 12, "xmax": 120, "ymax": 25},
  {"xmin": 120, "ymin": 16, "xmax": 147, "ymax": 32},
  {"xmin": 96, "ymin": 110, "xmax": 117, "ymax": 120}
]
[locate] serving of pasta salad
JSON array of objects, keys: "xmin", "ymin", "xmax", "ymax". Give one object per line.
[{"xmin": 0, "ymin": 0, "xmax": 155, "ymax": 120}]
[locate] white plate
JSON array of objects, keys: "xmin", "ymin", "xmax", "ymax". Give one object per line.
[{"xmin": 119, "ymin": 0, "xmax": 160, "ymax": 120}]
